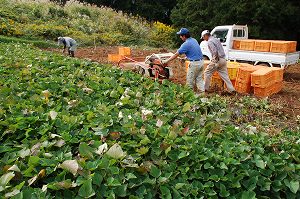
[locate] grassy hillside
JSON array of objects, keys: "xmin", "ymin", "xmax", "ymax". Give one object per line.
[
  {"xmin": 0, "ymin": 42, "xmax": 300, "ymax": 198},
  {"xmin": 0, "ymin": 0, "xmax": 175, "ymax": 47}
]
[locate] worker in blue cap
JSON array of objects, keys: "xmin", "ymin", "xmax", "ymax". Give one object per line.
[{"xmin": 164, "ymin": 28, "xmax": 204, "ymax": 93}]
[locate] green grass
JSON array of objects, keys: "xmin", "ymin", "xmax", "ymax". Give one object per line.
[{"xmin": 0, "ymin": 35, "xmax": 57, "ymax": 48}]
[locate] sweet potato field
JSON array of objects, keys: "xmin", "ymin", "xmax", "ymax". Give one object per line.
[{"xmin": 0, "ymin": 43, "xmax": 300, "ymax": 198}]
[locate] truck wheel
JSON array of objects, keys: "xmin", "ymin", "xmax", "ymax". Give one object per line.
[
  {"xmin": 138, "ymin": 66, "xmax": 145, "ymax": 75},
  {"xmin": 256, "ymin": 63, "xmax": 270, "ymax": 67}
]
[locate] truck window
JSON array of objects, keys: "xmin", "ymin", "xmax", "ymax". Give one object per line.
[
  {"xmin": 212, "ymin": 29, "xmax": 229, "ymax": 43},
  {"xmin": 233, "ymin": 29, "xmax": 245, "ymax": 37}
]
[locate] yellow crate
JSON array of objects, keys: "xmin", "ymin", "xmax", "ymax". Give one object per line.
[
  {"xmin": 210, "ymin": 77, "xmax": 224, "ymax": 90},
  {"xmin": 254, "ymin": 40, "xmax": 271, "ymax": 52},
  {"xmin": 227, "ymin": 61, "xmax": 241, "ymax": 80},
  {"xmin": 118, "ymin": 47, "xmax": 131, "ymax": 56},
  {"xmin": 270, "ymin": 41, "xmax": 297, "ymax": 53},
  {"xmin": 108, "ymin": 54, "xmax": 123, "ymax": 62}
]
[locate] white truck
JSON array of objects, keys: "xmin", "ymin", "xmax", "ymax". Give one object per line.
[{"xmin": 200, "ymin": 25, "xmax": 299, "ymax": 68}]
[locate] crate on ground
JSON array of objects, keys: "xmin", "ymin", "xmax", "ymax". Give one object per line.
[
  {"xmin": 236, "ymin": 65, "xmax": 266, "ymax": 82},
  {"xmin": 239, "ymin": 39, "xmax": 256, "ymax": 51},
  {"xmin": 108, "ymin": 54, "xmax": 124, "ymax": 62},
  {"xmin": 270, "ymin": 41, "xmax": 297, "ymax": 53},
  {"xmin": 235, "ymin": 79, "xmax": 251, "ymax": 94},
  {"xmin": 118, "ymin": 47, "xmax": 131, "ymax": 56},
  {"xmin": 224, "ymin": 80, "xmax": 236, "ymax": 90},
  {"xmin": 211, "ymin": 77, "xmax": 224, "ymax": 90},
  {"xmin": 270, "ymin": 67, "xmax": 284, "ymax": 82},
  {"xmin": 185, "ymin": 61, "xmax": 190, "ymax": 72},
  {"xmin": 254, "ymin": 40, "xmax": 271, "ymax": 52},
  {"xmin": 254, "ymin": 82, "xmax": 283, "ymax": 97},
  {"xmin": 251, "ymin": 67, "xmax": 284, "ymax": 88},
  {"xmin": 235, "ymin": 65, "xmax": 267, "ymax": 94},
  {"xmin": 227, "ymin": 61, "xmax": 241, "ymax": 80}
]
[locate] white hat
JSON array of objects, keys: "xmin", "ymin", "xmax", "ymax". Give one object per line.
[{"xmin": 201, "ymin": 30, "xmax": 210, "ymax": 38}]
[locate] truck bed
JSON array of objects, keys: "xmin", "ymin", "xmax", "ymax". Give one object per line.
[{"xmin": 228, "ymin": 49, "xmax": 300, "ymax": 68}]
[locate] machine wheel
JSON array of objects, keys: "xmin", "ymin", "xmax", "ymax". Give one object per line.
[{"xmin": 138, "ymin": 66, "xmax": 145, "ymax": 75}]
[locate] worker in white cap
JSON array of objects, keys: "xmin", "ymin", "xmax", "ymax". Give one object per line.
[
  {"xmin": 201, "ymin": 30, "xmax": 235, "ymax": 93},
  {"xmin": 58, "ymin": 37, "xmax": 77, "ymax": 57}
]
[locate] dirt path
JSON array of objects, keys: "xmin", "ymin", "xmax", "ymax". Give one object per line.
[{"xmin": 46, "ymin": 46, "xmax": 300, "ymax": 124}]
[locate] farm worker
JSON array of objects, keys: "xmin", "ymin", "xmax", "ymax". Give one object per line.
[
  {"xmin": 201, "ymin": 30, "xmax": 235, "ymax": 93},
  {"xmin": 58, "ymin": 37, "xmax": 77, "ymax": 57},
  {"xmin": 163, "ymin": 28, "xmax": 205, "ymax": 93}
]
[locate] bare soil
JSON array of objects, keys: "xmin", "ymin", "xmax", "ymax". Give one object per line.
[{"xmin": 46, "ymin": 46, "xmax": 300, "ymax": 125}]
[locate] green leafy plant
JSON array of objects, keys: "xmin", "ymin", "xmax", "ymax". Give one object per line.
[{"xmin": 0, "ymin": 42, "xmax": 300, "ymax": 198}]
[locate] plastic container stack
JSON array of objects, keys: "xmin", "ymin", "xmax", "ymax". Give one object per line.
[
  {"xmin": 233, "ymin": 39, "xmax": 297, "ymax": 53},
  {"xmin": 251, "ymin": 67, "xmax": 284, "ymax": 97},
  {"xmin": 108, "ymin": 47, "xmax": 131, "ymax": 62},
  {"xmin": 235, "ymin": 65, "xmax": 266, "ymax": 93}
]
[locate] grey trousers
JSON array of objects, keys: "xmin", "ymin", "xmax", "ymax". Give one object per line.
[
  {"xmin": 186, "ymin": 60, "xmax": 205, "ymax": 92},
  {"xmin": 204, "ymin": 58, "xmax": 235, "ymax": 92}
]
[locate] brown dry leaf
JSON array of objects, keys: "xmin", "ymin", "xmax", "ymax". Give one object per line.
[{"xmin": 59, "ymin": 160, "xmax": 79, "ymax": 176}]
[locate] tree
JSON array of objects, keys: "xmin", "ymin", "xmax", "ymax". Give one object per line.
[{"xmin": 171, "ymin": 0, "xmax": 300, "ymax": 48}]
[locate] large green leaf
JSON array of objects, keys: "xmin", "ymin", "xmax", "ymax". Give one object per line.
[
  {"xmin": 79, "ymin": 143, "xmax": 94, "ymax": 159},
  {"xmin": 241, "ymin": 190, "xmax": 256, "ymax": 199},
  {"xmin": 150, "ymin": 165, "xmax": 161, "ymax": 178},
  {"xmin": 78, "ymin": 179, "xmax": 95, "ymax": 198}
]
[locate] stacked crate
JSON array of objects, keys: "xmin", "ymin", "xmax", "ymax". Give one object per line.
[
  {"xmin": 107, "ymin": 47, "xmax": 131, "ymax": 62},
  {"xmin": 254, "ymin": 40, "xmax": 271, "ymax": 52},
  {"xmin": 270, "ymin": 41, "xmax": 297, "ymax": 53},
  {"xmin": 251, "ymin": 67, "xmax": 284, "ymax": 97},
  {"xmin": 223, "ymin": 61, "xmax": 241, "ymax": 90},
  {"xmin": 235, "ymin": 65, "xmax": 266, "ymax": 93},
  {"xmin": 233, "ymin": 39, "xmax": 297, "ymax": 53}
]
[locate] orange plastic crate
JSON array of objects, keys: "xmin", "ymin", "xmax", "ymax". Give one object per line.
[
  {"xmin": 270, "ymin": 67, "xmax": 284, "ymax": 82},
  {"xmin": 118, "ymin": 47, "xmax": 131, "ymax": 56},
  {"xmin": 185, "ymin": 61, "xmax": 190, "ymax": 72},
  {"xmin": 108, "ymin": 54, "xmax": 124, "ymax": 62},
  {"xmin": 270, "ymin": 41, "xmax": 297, "ymax": 53},
  {"xmin": 236, "ymin": 65, "xmax": 266, "ymax": 82},
  {"xmin": 211, "ymin": 77, "xmax": 224, "ymax": 90},
  {"xmin": 254, "ymin": 40, "xmax": 271, "ymax": 52},
  {"xmin": 224, "ymin": 80, "xmax": 236, "ymax": 90},
  {"xmin": 254, "ymin": 82, "xmax": 283, "ymax": 97},
  {"xmin": 239, "ymin": 40, "xmax": 255, "ymax": 51},
  {"xmin": 233, "ymin": 40, "xmax": 241, "ymax": 49},
  {"xmin": 235, "ymin": 79, "xmax": 251, "ymax": 94},
  {"xmin": 251, "ymin": 67, "xmax": 284, "ymax": 88}
]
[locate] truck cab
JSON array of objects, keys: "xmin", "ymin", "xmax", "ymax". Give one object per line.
[{"xmin": 200, "ymin": 25, "xmax": 248, "ymax": 60}]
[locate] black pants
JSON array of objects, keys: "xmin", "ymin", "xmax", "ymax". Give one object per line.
[{"xmin": 68, "ymin": 50, "xmax": 75, "ymax": 57}]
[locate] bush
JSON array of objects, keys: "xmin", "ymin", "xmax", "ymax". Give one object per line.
[
  {"xmin": 0, "ymin": 0, "xmax": 175, "ymax": 47},
  {"xmin": 148, "ymin": 22, "xmax": 175, "ymax": 48}
]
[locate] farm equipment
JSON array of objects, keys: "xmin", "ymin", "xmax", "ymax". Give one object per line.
[{"xmin": 117, "ymin": 53, "xmax": 174, "ymax": 80}]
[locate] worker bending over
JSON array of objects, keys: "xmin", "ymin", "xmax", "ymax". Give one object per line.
[{"xmin": 58, "ymin": 37, "xmax": 77, "ymax": 57}]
